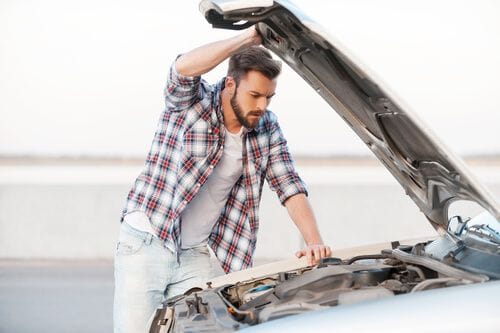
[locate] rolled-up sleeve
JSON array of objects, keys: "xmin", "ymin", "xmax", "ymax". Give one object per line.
[
  {"xmin": 265, "ymin": 122, "xmax": 308, "ymax": 205},
  {"xmin": 164, "ymin": 56, "xmax": 202, "ymax": 112}
]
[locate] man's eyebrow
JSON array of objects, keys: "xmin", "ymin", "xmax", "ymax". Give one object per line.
[{"xmin": 250, "ymin": 90, "xmax": 276, "ymax": 98}]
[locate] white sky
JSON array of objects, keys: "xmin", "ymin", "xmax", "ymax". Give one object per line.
[{"xmin": 0, "ymin": 0, "xmax": 499, "ymax": 157}]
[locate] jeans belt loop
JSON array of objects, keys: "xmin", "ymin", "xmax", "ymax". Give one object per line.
[{"xmin": 144, "ymin": 233, "xmax": 154, "ymax": 246}]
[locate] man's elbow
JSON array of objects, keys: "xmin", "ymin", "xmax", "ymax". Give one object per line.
[{"xmin": 174, "ymin": 57, "xmax": 190, "ymax": 77}]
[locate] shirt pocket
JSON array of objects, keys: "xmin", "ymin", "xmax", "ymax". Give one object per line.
[
  {"xmin": 183, "ymin": 119, "xmax": 218, "ymax": 159},
  {"xmin": 246, "ymin": 156, "xmax": 265, "ymax": 194},
  {"xmin": 249, "ymin": 154, "xmax": 269, "ymax": 177},
  {"xmin": 246, "ymin": 138, "xmax": 269, "ymax": 173}
]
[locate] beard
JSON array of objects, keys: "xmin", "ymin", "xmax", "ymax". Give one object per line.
[{"xmin": 230, "ymin": 90, "xmax": 261, "ymax": 129}]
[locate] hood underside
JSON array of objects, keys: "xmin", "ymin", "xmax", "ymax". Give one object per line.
[{"xmin": 199, "ymin": 0, "xmax": 500, "ymax": 231}]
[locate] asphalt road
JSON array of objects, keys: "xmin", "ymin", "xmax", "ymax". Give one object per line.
[
  {"xmin": 0, "ymin": 258, "xmax": 272, "ymax": 333},
  {"xmin": 0, "ymin": 261, "xmax": 114, "ymax": 333}
]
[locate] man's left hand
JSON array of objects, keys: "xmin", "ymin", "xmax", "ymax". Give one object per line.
[{"xmin": 295, "ymin": 244, "xmax": 332, "ymax": 266}]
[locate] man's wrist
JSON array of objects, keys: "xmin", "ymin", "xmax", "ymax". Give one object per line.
[{"xmin": 305, "ymin": 239, "xmax": 324, "ymax": 246}]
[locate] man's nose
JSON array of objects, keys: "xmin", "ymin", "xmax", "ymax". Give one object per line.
[{"xmin": 256, "ymin": 97, "xmax": 268, "ymax": 111}]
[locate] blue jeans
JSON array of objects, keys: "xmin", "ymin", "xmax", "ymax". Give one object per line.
[{"xmin": 113, "ymin": 222, "xmax": 213, "ymax": 333}]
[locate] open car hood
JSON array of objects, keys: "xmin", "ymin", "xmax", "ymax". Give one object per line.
[{"xmin": 199, "ymin": 0, "xmax": 500, "ymax": 232}]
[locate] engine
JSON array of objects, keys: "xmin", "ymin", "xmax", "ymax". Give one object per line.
[{"xmin": 150, "ymin": 244, "xmax": 489, "ymax": 333}]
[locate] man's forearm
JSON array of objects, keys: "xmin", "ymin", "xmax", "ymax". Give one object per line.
[
  {"xmin": 285, "ymin": 193, "xmax": 331, "ymax": 265},
  {"xmin": 284, "ymin": 193, "xmax": 323, "ymax": 245},
  {"xmin": 175, "ymin": 27, "xmax": 261, "ymax": 77}
]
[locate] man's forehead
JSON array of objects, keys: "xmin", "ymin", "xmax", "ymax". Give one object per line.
[{"xmin": 239, "ymin": 70, "xmax": 277, "ymax": 94}]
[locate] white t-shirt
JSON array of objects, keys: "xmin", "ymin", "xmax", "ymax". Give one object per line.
[
  {"xmin": 180, "ymin": 126, "xmax": 244, "ymax": 249},
  {"xmin": 124, "ymin": 127, "xmax": 244, "ymax": 249}
]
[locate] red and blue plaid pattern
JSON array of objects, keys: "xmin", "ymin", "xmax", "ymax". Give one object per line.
[{"xmin": 123, "ymin": 60, "xmax": 308, "ymax": 273}]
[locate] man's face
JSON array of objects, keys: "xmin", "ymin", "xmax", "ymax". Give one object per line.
[{"xmin": 230, "ymin": 70, "xmax": 277, "ymax": 129}]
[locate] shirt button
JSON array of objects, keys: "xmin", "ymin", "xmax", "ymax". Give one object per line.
[
  {"xmin": 209, "ymin": 164, "xmax": 214, "ymax": 169},
  {"xmin": 208, "ymin": 129, "xmax": 212, "ymax": 134},
  {"xmin": 182, "ymin": 200, "xmax": 187, "ymax": 205},
  {"xmin": 195, "ymin": 183, "xmax": 201, "ymax": 188}
]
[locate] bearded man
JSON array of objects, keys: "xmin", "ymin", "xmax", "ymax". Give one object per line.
[{"xmin": 113, "ymin": 26, "xmax": 331, "ymax": 333}]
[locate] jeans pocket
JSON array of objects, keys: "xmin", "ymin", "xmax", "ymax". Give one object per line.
[
  {"xmin": 116, "ymin": 224, "xmax": 147, "ymax": 256},
  {"xmin": 116, "ymin": 238, "xmax": 144, "ymax": 256}
]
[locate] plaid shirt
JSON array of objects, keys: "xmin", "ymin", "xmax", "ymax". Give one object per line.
[{"xmin": 123, "ymin": 60, "xmax": 308, "ymax": 273}]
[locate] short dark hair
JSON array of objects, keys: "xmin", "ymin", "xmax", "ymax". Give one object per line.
[{"xmin": 227, "ymin": 46, "xmax": 282, "ymax": 85}]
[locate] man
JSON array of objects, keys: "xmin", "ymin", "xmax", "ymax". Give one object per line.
[{"xmin": 114, "ymin": 26, "xmax": 331, "ymax": 332}]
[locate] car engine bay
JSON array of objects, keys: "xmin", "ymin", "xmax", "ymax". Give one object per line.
[{"xmin": 150, "ymin": 236, "xmax": 498, "ymax": 333}]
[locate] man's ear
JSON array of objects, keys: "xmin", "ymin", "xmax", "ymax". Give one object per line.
[{"xmin": 225, "ymin": 76, "xmax": 236, "ymax": 93}]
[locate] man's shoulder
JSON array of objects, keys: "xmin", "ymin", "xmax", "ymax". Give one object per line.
[
  {"xmin": 183, "ymin": 78, "xmax": 223, "ymax": 115},
  {"xmin": 255, "ymin": 109, "xmax": 280, "ymax": 133}
]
